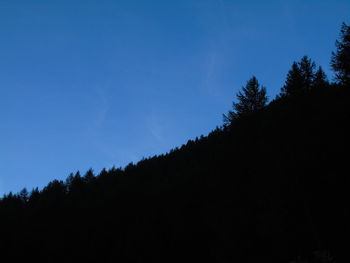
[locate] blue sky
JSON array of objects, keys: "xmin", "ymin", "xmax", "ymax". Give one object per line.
[{"xmin": 0, "ymin": 0, "xmax": 349, "ymax": 194}]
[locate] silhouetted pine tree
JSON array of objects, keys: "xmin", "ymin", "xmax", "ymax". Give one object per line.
[
  {"xmin": 281, "ymin": 62, "xmax": 304, "ymax": 97},
  {"xmin": 19, "ymin": 188, "xmax": 28, "ymax": 203},
  {"xmin": 66, "ymin": 171, "xmax": 83, "ymax": 193},
  {"xmin": 331, "ymin": 22, "xmax": 350, "ymax": 85},
  {"xmin": 299, "ymin": 55, "xmax": 316, "ymax": 90},
  {"xmin": 223, "ymin": 76, "xmax": 268, "ymax": 125},
  {"xmin": 281, "ymin": 56, "xmax": 317, "ymax": 97},
  {"xmin": 313, "ymin": 66, "xmax": 329, "ymax": 89},
  {"xmin": 28, "ymin": 187, "xmax": 40, "ymax": 203},
  {"xmin": 84, "ymin": 169, "xmax": 95, "ymax": 183}
]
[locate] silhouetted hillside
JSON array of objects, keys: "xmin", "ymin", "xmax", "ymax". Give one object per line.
[
  {"xmin": 0, "ymin": 84, "xmax": 349, "ymax": 263},
  {"xmin": 1, "ymin": 22, "xmax": 349, "ymax": 263}
]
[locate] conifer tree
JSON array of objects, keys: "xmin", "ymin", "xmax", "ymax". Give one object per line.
[
  {"xmin": 19, "ymin": 188, "xmax": 28, "ymax": 203},
  {"xmin": 280, "ymin": 62, "xmax": 304, "ymax": 97},
  {"xmin": 299, "ymin": 55, "xmax": 316, "ymax": 90},
  {"xmin": 313, "ymin": 66, "xmax": 329, "ymax": 89},
  {"xmin": 29, "ymin": 188, "xmax": 41, "ymax": 203},
  {"xmin": 331, "ymin": 22, "xmax": 350, "ymax": 85},
  {"xmin": 84, "ymin": 169, "xmax": 95, "ymax": 183},
  {"xmin": 280, "ymin": 56, "xmax": 317, "ymax": 97},
  {"xmin": 223, "ymin": 76, "xmax": 268, "ymax": 125}
]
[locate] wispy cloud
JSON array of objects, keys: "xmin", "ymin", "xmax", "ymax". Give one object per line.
[
  {"xmin": 85, "ymin": 86, "xmax": 118, "ymax": 162},
  {"xmin": 92, "ymin": 87, "xmax": 109, "ymax": 128},
  {"xmin": 204, "ymin": 51, "xmax": 217, "ymax": 87},
  {"xmin": 148, "ymin": 111, "xmax": 165, "ymax": 145}
]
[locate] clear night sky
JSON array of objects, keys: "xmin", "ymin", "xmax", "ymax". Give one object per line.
[{"xmin": 0, "ymin": 0, "xmax": 349, "ymax": 194}]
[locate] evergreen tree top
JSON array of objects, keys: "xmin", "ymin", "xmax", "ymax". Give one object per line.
[
  {"xmin": 223, "ymin": 76, "xmax": 268, "ymax": 125},
  {"xmin": 331, "ymin": 22, "xmax": 350, "ymax": 85}
]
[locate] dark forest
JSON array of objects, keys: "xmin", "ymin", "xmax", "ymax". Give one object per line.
[{"xmin": 0, "ymin": 23, "xmax": 349, "ymax": 263}]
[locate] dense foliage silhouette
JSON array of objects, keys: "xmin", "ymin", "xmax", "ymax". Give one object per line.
[
  {"xmin": 223, "ymin": 76, "xmax": 268, "ymax": 125},
  {"xmin": 279, "ymin": 56, "xmax": 328, "ymax": 98},
  {"xmin": 0, "ymin": 23, "xmax": 349, "ymax": 263},
  {"xmin": 331, "ymin": 22, "xmax": 350, "ymax": 85}
]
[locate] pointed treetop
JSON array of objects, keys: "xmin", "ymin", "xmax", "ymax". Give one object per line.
[
  {"xmin": 280, "ymin": 56, "xmax": 325, "ymax": 97},
  {"xmin": 313, "ymin": 66, "xmax": 329, "ymax": 89},
  {"xmin": 223, "ymin": 76, "xmax": 268, "ymax": 125}
]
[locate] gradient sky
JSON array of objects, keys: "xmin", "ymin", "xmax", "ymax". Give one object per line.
[{"xmin": 0, "ymin": 0, "xmax": 349, "ymax": 194}]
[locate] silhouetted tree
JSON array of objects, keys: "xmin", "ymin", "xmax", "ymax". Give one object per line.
[
  {"xmin": 66, "ymin": 171, "xmax": 83, "ymax": 193},
  {"xmin": 223, "ymin": 76, "xmax": 268, "ymax": 125},
  {"xmin": 19, "ymin": 188, "xmax": 28, "ymax": 203},
  {"xmin": 299, "ymin": 55, "xmax": 316, "ymax": 90},
  {"xmin": 281, "ymin": 62, "xmax": 304, "ymax": 97},
  {"xmin": 281, "ymin": 56, "xmax": 317, "ymax": 97},
  {"xmin": 29, "ymin": 187, "xmax": 40, "ymax": 203},
  {"xmin": 331, "ymin": 22, "xmax": 350, "ymax": 85},
  {"xmin": 84, "ymin": 169, "xmax": 95, "ymax": 184},
  {"xmin": 42, "ymin": 180, "xmax": 66, "ymax": 196},
  {"xmin": 313, "ymin": 66, "xmax": 329, "ymax": 89}
]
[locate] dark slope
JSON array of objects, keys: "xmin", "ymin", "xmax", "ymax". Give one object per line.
[{"xmin": 0, "ymin": 85, "xmax": 349, "ymax": 262}]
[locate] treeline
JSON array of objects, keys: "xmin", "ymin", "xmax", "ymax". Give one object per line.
[{"xmin": 0, "ymin": 23, "xmax": 349, "ymax": 263}]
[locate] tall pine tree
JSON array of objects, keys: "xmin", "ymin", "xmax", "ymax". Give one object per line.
[
  {"xmin": 223, "ymin": 76, "xmax": 268, "ymax": 125},
  {"xmin": 331, "ymin": 22, "xmax": 350, "ymax": 86},
  {"xmin": 299, "ymin": 55, "xmax": 316, "ymax": 90},
  {"xmin": 280, "ymin": 62, "xmax": 304, "ymax": 97}
]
